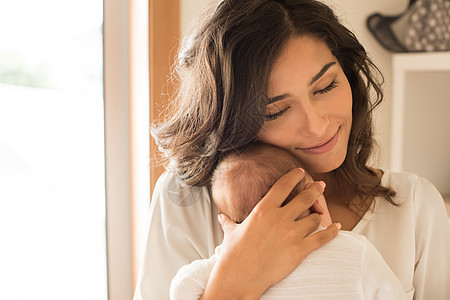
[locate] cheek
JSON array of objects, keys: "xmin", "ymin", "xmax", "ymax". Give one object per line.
[
  {"xmin": 257, "ymin": 125, "xmax": 280, "ymax": 145},
  {"xmin": 256, "ymin": 122, "xmax": 292, "ymax": 148},
  {"xmin": 335, "ymin": 79, "xmax": 353, "ymax": 122},
  {"xmin": 344, "ymin": 78, "xmax": 353, "ymax": 108}
]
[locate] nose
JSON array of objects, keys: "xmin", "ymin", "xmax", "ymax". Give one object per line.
[{"xmin": 296, "ymin": 101, "xmax": 328, "ymax": 137}]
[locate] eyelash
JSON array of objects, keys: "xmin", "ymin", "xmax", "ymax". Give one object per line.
[
  {"xmin": 265, "ymin": 106, "xmax": 290, "ymax": 121},
  {"xmin": 264, "ymin": 80, "xmax": 340, "ymax": 121},
  {"xmin": 315, "ymin": 80, "xmax": 340, "ymax": 95}
]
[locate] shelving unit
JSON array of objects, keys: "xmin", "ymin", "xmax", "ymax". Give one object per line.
[
  {"xmin": 391, "ymin": 52, "xmax": 450, "ymax": 171},
  {"xmin": 391, "ymin": 52, "xmax": 450, "ymax": 207}
]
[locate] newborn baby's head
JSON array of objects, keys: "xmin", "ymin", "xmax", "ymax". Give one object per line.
[{"xmin": 211, "ymin": 142, "xmax": 331, "ymax": 226}]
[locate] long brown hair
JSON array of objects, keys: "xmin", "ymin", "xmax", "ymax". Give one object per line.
[{"xmin": 152, "ymin": 0, "xmax": 396, "ymax": 208}]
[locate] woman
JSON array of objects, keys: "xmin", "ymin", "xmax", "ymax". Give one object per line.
[{"xmin": 134, "ymin": 0, "xmax": 450, "ymax": 299}]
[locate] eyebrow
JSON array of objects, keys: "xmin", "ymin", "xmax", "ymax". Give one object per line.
[
  {"xmin": 309, "ymin": 62, "xmax": 336, "ymax": 86},
  {"xmin": 268, "ymin": 93, "xmax": 291, "ymax": 104},
  {"xmin": 268, "ymin": 61, "xmax": 337, "ymax": 104}
]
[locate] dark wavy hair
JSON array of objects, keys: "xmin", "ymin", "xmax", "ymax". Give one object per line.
[{"xmin": 152, "ymin": 0, "xmax": 396, "ymax": 210}]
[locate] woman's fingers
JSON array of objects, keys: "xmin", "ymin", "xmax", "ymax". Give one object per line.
[
  {"xmin": 301, "ymin": 223, "xmax": 341, "ymax": 253},
  {"xmin": 283, "ymin": 181, "xmax": 325, "ymax": 220},
  {"xmin": 259, "ymin": 168, "xmax": 306, "ymax": 208},
  {"xmin": 218, "ymin": 213, "xmax": 236, "ymax": 236},
  {"xmin": 294, "ymin": 212, "xmax": 322, "ymax": 237},
  {"xmin": 213, "ymin": 184, "xmax": 340, "ymax": 298}
]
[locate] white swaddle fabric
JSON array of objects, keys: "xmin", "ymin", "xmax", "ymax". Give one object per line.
[{"xmin": 170, "ymin": 229, "xmax": 407, "ymax": 300}]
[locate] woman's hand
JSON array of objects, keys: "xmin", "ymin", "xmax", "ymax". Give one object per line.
[{"xmin": 200, "ymin": 168, "xmax": 340, "ymax": 300}]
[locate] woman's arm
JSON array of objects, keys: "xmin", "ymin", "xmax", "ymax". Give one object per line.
[
  {"xmin": 412, "ymin": 177, "xmax": 450, "ymax": 299},
  {"xmin": 199, "ymin": 168, "xmax": 340, "ymax": 299}
]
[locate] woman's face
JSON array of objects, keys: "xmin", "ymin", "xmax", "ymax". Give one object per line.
[{"xmin": 257, "ymin": 35, "xmax": 353, "ymax": 176}]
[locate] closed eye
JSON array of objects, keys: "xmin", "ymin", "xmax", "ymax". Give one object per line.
[
  {"xmin": 315, "ymin": 80, "xmax": 339, "ymax": 95},
  {"xmin": 265, "ymin": 106, "xmax": 290, "ymax": 121}
]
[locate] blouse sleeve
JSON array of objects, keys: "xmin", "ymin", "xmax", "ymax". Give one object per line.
[
  {"xmin": 133, "ymin": 172, "xmax": 224, "ymax": 300},
  {"xmin": 412, "ymin": 177, "xmax": 450, "ymax": 299}
]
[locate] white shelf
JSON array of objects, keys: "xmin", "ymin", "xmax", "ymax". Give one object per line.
[
  {"xmin": 392, "ymin": 52, "xmax": 450, "ymax": 71},
  {"xmin": 390, "ymin": 52, "xmax": 450, "ymax": 172}
]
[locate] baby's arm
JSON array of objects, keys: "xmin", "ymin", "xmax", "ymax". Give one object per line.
[{"xmin": 170, "ymin": 253, "xmax": 218, "ymax": 300}]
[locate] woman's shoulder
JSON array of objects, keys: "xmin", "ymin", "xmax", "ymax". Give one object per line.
[
  {"xmin": 381, "ymin": 169, "xmax": 443, "ymax": 208},
  {"xmin": 150, "ymin": 171, "xmax": 224, "ymax": 255},
  {"xmin": 355, "ymin": 169, "xmax": 445, "ymax": 236},
  {"xmin": 153, "ymin": 171, "xmax": 212, "ymax": 207},
  {"xmin": 381, "ymin": 169, "xmax": 422, "ymax": 189},
  {"xmin": 378, "ymin": 169, "xmax": 448, "ymax": 233}
]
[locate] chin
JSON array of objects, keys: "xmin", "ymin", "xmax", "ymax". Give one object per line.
[
  {"xmin": 309, "ymin": 163, "xmax": 340, "ymax": 174},
  {"xmin": 304, "ymin": 150, "xmax": 347, "ymax": 175}
]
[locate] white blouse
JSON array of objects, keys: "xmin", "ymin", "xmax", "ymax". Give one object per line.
[{"xmin": 133, "ymin": 170, "xmax": 450, "ymax": 300}]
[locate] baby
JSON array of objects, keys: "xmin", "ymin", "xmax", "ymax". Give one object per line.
[{"xmin": 170, "ymin": 143, "xmax": 406, "ymax": 299}]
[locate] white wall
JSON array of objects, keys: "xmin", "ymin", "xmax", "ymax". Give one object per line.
[
  {"xmin": 402, "ymin": 71, "xmax": 450, "ymax": 196},
  {"xmin": 180, "ymin": 0, "xmax": 211, "ymax": 36}
]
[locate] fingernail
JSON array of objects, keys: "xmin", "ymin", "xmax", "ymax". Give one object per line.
[
  {"xmin": 319, "ymin": 181, "xmax": 326, "ymax": 189},
  {"xmin": 335, "ymin": 223, "xmax": 342, "ymax": 230},
  {"xmin": 298, "ymin": 168, "xmax": 305, "ymax": 173},
  {"xmin": 217, "ymin": 214, "xmax": 223, "ymax": 223}
]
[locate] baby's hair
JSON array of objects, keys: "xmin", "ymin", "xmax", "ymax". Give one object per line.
[{"xmin": 211, "ymin": 142, "xmax": 305, "ymax": 223}]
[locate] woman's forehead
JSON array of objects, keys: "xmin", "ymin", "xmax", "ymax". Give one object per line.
[{"xmin": 268, "ymin": 36, "xmax": 336, "ymax": 93}]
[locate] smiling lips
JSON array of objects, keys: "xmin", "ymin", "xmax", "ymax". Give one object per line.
[{"xmin": 297, "ymin": 130, "xmax": 339, "ymax": 155}]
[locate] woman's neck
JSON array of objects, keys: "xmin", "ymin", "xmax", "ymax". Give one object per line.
[
  {"xmin": 312, "ymin": 171, "xmax": 372, "ymax": 231},
  {"xmin": 310, "ymin": 171, "xmax": 340, "ymax": 199}
]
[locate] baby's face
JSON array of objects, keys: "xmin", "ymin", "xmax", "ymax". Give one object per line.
[{"xmin": 295, "ymin": 172, "xmax": 332, "ymax": 227}]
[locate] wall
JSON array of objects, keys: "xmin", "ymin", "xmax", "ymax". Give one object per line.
[
  {"xmin": 403, "ymin": 71, "xmax": 450, "ymax": 197},
  {"xmin": 178, "ymin": 0, "xmax": 411, "ymax": 169}
]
